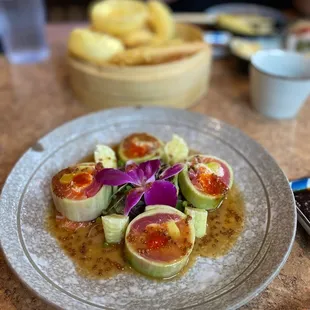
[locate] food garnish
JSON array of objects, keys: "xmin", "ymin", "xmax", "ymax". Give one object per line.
[{"xmin": 96, "ymin": 159, "xmax": 184, "ymax": 215}]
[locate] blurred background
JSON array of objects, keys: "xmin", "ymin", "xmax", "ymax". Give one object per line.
[
  {"xmin": 45, "ymin": 0, "xmax": 301, "ymax": 21},
  {"xmin": 0, "ymin": 0, "xmax": 309, "ymax": 98},
  {"xmin": 1, "ymin": 0, "xmax": 309, "ymax": 60}
]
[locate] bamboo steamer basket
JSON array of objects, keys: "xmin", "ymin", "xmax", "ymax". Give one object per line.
[{"xmin": 68, "ymin": 23, "xmax": 212, "ymax": 110}]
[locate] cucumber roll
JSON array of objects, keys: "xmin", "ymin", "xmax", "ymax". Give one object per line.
[
  {"xmin": 179, "ymin": 155, "xmax": 233, "ymax": 210},
  {"xmin": 125, "ymin": 205, "xmax": 195, "ymax": 279},
  {"xmin": 118, "ymin": 133, "xmax": 163, "ymax": 163},
  {"xmin": 51, "ymin": 163, "xmax": 112, "ymax": 222}
]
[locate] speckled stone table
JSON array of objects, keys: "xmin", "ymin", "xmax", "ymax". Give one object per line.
[{"xmin": 0, "ymin": 24, "xmax": 309, "ymax": 310}]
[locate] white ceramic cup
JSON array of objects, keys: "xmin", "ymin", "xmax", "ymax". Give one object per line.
[{"xmin": 250, "ymin": 50, "xmax": 310, "ymax": 119}]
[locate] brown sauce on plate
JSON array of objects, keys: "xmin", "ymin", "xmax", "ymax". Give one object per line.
[
  {"xmin": 46, "ymin": 211, "xmax": 133, "ymax": 278},
  {"xmin": 192, "ymin": 185, "xmax": 244, "ymax": 258},
  {"xmin": 46, "ymin": 185, "xmax": 244, "ymax": 280}
]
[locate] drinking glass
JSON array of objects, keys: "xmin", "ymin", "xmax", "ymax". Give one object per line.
[{"xmin": 0, "ymin": 0, "xmax": 49, "ymax": 64}]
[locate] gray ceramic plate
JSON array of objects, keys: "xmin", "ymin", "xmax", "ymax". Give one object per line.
[{"xmin": 0, "ymin": 107, "xmax": 296, "ymax": 310}]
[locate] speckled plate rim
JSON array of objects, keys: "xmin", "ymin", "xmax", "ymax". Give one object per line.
[{"xmin": 0, "ymin": 107, "xmax": 296, "ymax": 310}]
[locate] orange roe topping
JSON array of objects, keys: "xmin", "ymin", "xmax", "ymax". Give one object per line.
[
  {"xmin": 127, "ymin": 216, "xmax": 192, "ymax": 262},
  {"xmin": 195, "ymin": 167, "xmax": 228, "ymax": 196},
  {"xmin": 127, "ymin": 144, "xmax": 148, "ymax": 158},
  {"xmin": 52, "ymin": 165, "xmax": 101, "ymax": 200},
  {"xmin": 146, "ymin": 232, "xmax": 169, "ymax": 250},
  {"xmin": 122, "ymin": 133, "xmax": 160, "ymax": 159},
  {"xmin": 72, "ymin": 173, "xmax": 93, "ymax": 188}
]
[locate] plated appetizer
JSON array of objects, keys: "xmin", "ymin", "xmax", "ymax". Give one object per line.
[{"xmin": 48, "ymin": 133, "xmax": 244, "ymax": 279}]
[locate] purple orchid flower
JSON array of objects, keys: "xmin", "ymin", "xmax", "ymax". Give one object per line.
[{"xmin": 96, "ymin": 159, "xmax": 184, "ymax": 216}]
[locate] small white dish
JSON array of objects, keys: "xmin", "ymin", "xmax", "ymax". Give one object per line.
[{"xmin": 250, "ymin": 49, "xmax": 310, "ymax": 119}]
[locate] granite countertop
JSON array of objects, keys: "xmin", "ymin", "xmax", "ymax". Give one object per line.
[{"xmin": 0, "ymin": 24, "xmax": 309, "ymax": 310}]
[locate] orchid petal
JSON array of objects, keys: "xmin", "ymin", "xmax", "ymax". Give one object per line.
[
  {"xmin": 126, "ymin": 168, "xmax": 144, "ymax": 186},
  {"xmin": 138, "ymin": 168, "xmax": 145, "ymax": 183},
  {"xmin": 159, "ymin": 163, "xmax": 184, "ymax": 180},
  {"xmin": 144, "ymin": 180, "xmax": 177, "ymax": 207},
  {"xmin": 139, "ymin": 159, "xmax": 160, "ymax": 183},
  {"xmin": 124, "ymin": 160, "xmax": 148, "ymax": 186},
  {"xmin": 96, "ymin": 168, "xmax": 133, "ymax": 186},
  {"xmin": 124, "ymin": 188, "xmax": 145, "ymax": 216}
]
